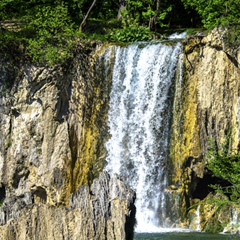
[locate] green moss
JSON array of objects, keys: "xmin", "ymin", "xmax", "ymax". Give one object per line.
[
  {"xmin": 189, "ymin": 194, "xmax": 240, "ymax": 233},
  {"xmin": 36, "ymin": 148, "xmax": 42, "ymax": 154},
  {"xmin": 204, "ymin": 218, "xmax": 224, "ymax": 233},
  {"xmin": 6, "ymin": 141, "xmax": 11, "ymax": 149}
]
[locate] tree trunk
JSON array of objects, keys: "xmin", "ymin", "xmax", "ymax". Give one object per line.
[
  {"xmin": 150, "ymin": 0, "xmax": 161, "ymax": 31},
  {"xmin": 79, "ymin": 0, "xmax": 98, "ymax": 32},
  {"xmin": 117, "ymin": 0, "xmax": 127, "ymax": 20},
  {"xmin": 117, "ymin": 5, "xmax": 126, "ymax": 20}
]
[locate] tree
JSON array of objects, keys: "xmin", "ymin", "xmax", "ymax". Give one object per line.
[
  {"xmin": 181, "ymin": 0, "xmax": 240, "ymax": 29},
  {"xmin": 27, "ymin": 4, "xmax": 77, "ymax": 65},
  {"xmin": 0, "ymin": 0, "xmax": 88, "ymax": 65},
  {"xmin": 117, "ymin": 0, "xmax": 127, "ymax": 20},
  {"xmin": 117, "ymin": 0, "xmax": 195, "ymax": 31}
]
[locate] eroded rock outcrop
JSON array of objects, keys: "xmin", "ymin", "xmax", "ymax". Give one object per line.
[
  {"xmin": 0, "ymin": 172, "xmax": 136, "ymax": 240},
  {"xmin": 170, "ymin": 28, "xmax": 240, "ymax": 230},
  {"xmin": 188, "ymin": 194, "xmax": 240, "ymax": 233},
  {"xmin": 0, "ymin": 44, "xmax": 135, "ymax": 239},
  {"xmin": 0, "ymin": 43, "xmax": 112, "ymax": 205}
]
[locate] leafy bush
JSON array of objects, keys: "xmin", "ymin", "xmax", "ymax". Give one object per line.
[
  {"xmin": 26, "ymin": 4, "xmax": 79, "ymax": 65},
  {"xmin": 107, "ymin": 25, "xmax": 152, "ymax": 42},
  {"xmin": 206, "ymin": 135, "xmax": 240, "ymax": 202}
]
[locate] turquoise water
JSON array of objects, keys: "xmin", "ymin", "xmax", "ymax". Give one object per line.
[{"xmin": 134, "ymin": 232, "xmax": 239, "ymax": 240}]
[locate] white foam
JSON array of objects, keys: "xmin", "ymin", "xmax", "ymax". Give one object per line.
[
  {"xmin": 168, "ymin": 32, "xmax": 187, "ymax": 40},
  {"xmin": 135, "ymin": 226, "xmax": 190, "ymax": 233}
]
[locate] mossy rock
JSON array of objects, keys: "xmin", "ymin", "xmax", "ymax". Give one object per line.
[{"xmin": 204, "ymin": 218, "xmax": 224, "ymax": 233}]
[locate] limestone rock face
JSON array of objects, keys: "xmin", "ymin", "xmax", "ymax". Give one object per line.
[
  {"xmin": 188, "ymin": 194, "xmax": 240, "ymax": 234},
  {"xmin": 170, "ymin": 28, "xmax": 240, "ymax": 225},
  {"xmin": 0, "ymin": 44, "xmax": 135, "ymax": 239},
  {"xmin": 0, "ymin": 172, "xmax": 136, "ymax": 240},
  {"xmin": 0, "ymin": 44, "xmax": 112, "ymax": 205},
  {"xmin": 0, "ymin": 63, "xmax": 74, "ymax": 206}
]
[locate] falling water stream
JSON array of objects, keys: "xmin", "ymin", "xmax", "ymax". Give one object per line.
[{"xmin": 105, "ymin": 41, "xmax": 183, "ymax": 232}]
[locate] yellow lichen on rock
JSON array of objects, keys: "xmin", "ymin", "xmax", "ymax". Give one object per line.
[
  {"xmin": 170, "ymin": 30, "xmax": 240, "ymax": 226},
  {"xmin": 70, "ymin": 44, "xmax": 115, "ymax": 191},
  {"xmin": 73, "ymin": 124, "xmax": 101, "ymax": 188},
  {"xmin": 171, "ymin": 72, "xmax": 201, "ymax": 184}
]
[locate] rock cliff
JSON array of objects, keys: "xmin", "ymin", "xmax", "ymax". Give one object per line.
[
  {"xmin": 0, "ymin": 171, "xmax": 136, "ymax": 240},
  {"xmin": 0, "ymin": 43, "xmax": 136, "ymax": 239},
  {"xmin": 0, "ymin": 29, "xmax": 239, "ymax": 237},
  {"xmin": 170, "ymin": 28, "xmax": 240, "ymax": 231}
]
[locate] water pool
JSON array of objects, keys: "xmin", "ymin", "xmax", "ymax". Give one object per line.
[{"xmin": 134, "ymin": 232, "xmax": 238, "ymax": 240}]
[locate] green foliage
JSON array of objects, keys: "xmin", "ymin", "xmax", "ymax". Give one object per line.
[
  {"xmin": 83, "ymin": 18, "xmax": 121, "ymax": 41},
  {"xmin": 0, "ymin": 0, "xmax": 26, "ymax": 20},
  {"xmin": 26, "ymin": 4, "xmax": 78, "ymax": 65},
  {"xmin": 204, "ymin": 218, "xmax": 224, "ymax": 233},
  {"xmin": 206, "ymin": 134, "xmax": 240, "ymax": 202},
  {"xmin": 108, "ymin": 24, "xmax": 152, "ymax": 42},
  {"xmin": 36, "ymin": 148, "xmax": 42, "ymax": 154},
  {"xmin": 186, "ymin": 28, "xmax": 201, "ymax": 35},
  {"xmin": 0, "ymin": 0, "xmax": 238, "ymax": 65},
  {"xmin": 94, "ymin": 1, "xmax": 118, "ymax": 20},
  {"xmin": 0, "ymin": 1, "xmax": 82, "ymax": 65},
  {"xmin": 120, "ymin": 0, "xmax": 176, "ymax": 30},
  {"xmin": 181, "ymin": 0, "xmax": 240, "ymax": 29},
  {"xmin": 6, "ymin": 141, "xmax": 11, "ymax": 149}
]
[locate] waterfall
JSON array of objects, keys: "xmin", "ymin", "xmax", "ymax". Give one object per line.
[
  {"xmin": 105, "ymin": 42, "xmax": 183, "ymax": 232},
  {"xmin": 223, "ymin": 208, "xmax": 240, "ymax": 233},
  {"xmin": 195, "ymin": 205, "xmax": 202, "ymax": 231}
]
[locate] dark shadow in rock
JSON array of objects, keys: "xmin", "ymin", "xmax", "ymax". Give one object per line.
[
  {"xmin": 0, "ymin": 185, "xmax": 6, "ymax": 202},
  {"xmin": 33, "ymin": 187, "xmax": 47, "ymax": 203}
]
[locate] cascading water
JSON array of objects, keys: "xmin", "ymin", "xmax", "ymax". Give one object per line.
[
  {"xmin": 105, "ymin": 42, "xmax": 183, "ymax": 232},
  {"xmin": 223, "ymin": 208, "xmax": 240, "ymax": 233},
  {"xmin": 195, "ymin": 205, "xmax": 202, "ymax": 231}
]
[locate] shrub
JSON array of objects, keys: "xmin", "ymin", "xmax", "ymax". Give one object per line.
[
  {"xmin": 107, "ymin": 24, "xmax": 152, "ymax": 42},
  {"xmin": 206, "ymin": 135, "xmax": 240, "ymax": 202}
]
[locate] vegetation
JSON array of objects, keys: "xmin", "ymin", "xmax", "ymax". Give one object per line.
[
  {"xmin": 190, "ymin": 135, "xmax": 240, "ymax": 233},
  {"xmin": 206, "ymin": 135, "xmax": 240, "ymax": 203},
  {"xmin": 0, "ymin": 0, "xmax": 239, "ymax": 65},
  {"xmin": 181, "ymin": 0, "xmax": 240, "ymax": 29}
]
